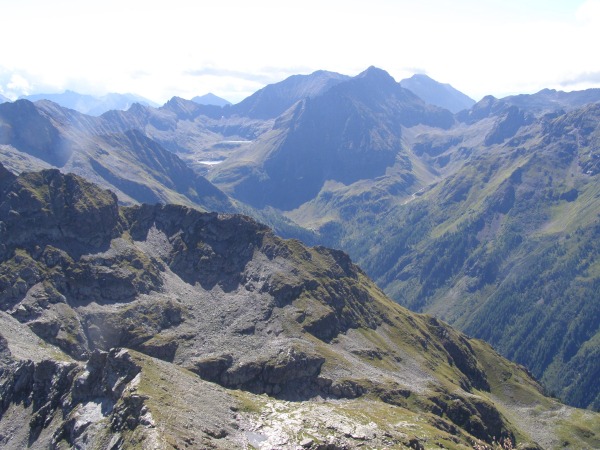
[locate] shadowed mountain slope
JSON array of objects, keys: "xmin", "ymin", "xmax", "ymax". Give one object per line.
[
  {"xmin": 0, "ymin": 99, "xmax": 235, "ymax": 212},
  {"xmin": 20, "ymin": 90, "xmax": 158, "ymax": 115}
]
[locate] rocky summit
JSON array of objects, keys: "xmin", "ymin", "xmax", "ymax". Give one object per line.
[{"xmin": 1, "ymin": 163, "xmax": 599, "ymax": 449}]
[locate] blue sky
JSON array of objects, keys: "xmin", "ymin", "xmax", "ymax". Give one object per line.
[{"xmin": 1, "ymin": 0, "xmax": 599, "ymax": 104}]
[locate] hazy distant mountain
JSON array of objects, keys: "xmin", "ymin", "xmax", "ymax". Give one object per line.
[
  {"xmin": 400, "ymin": 74, "xmax": 475, "ymax": 113},
  {"xmin": 458, "ymin": 88, "xmax": 600, "ymax": 125},
  {"xmin": 19, "ymin": 90, "xmax": 159, "ymax": 116},
  {"xmin": 498, "ymin": 88, "xmax": 600, "ymax": 114},
  {"xmin": 209, "ymin": 66, "xmax": 454, "ymax": 210},
  {"xmin": 499, "ymin": 89, "xmax": 600, "ymax": 114},
  {"xmin": 0, "ymin": 93, "xmax": 9, "ymax": 103},
  {"xmin": 191, "ymin": 92, "xmax": 231, "ymax": 107},
  {"xmin": 231, "ymin": 70, "xmax": 351, "ymax": 119}
]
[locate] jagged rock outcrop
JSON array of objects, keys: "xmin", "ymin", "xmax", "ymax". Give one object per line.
[
  {"xmin": 0, "ymin": 346, "xmax": 155, "ymax": 449},
  {"xmin": 0, "ymin": 167, "xmax": 121, "ymax": 256}
]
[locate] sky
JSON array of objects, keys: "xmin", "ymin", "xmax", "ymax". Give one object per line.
[{"xmin": 1, "ymin": 0, "xmax": 600, "ymax": 104}]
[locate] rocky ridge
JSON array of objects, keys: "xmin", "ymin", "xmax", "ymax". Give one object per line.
[{"xmin": 1, "ymin": 164, "xmax": 599, "ymax": 448}]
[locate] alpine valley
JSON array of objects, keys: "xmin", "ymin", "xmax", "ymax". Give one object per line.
[{"xmin": 0, "ymin": 66, "xmax": 599, "ymax": 449}]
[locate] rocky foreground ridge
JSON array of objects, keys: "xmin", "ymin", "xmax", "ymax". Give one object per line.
[{"xmin": 0, "ymin": 164, "xmax": 599, "ymax": 449}]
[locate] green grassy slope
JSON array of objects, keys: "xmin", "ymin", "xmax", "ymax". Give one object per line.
[{"xmin": 335, "ymin": 104, "xmax": 600, "ymax": 411}]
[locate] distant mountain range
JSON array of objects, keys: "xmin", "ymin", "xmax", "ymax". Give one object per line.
[
  {"xmin": 0, "ymin": 93, "xmax": 9, "ymax": 103},
  {"xmin": 18, "ymin": 90, "xmax": 159, "ymax": 116},
  {"xmin": 1, "ymin": 66, "xmax": 600, "ymax": 417},
  {"xmin": 458, "ymin": 88, "xmax": 600, "ymax": 122}
]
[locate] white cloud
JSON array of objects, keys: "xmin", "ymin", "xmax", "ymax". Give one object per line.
[
  {"xmin": 0, "ymin": 72, "xmax": 34, "ymax": 99},
  {"xmin": 0, "ymin": 0, "xmax": 598, "ymax": 103},
  {"xmin": 576, "ymin": 0, "xmax": 600, "ymax": 23},
  {"xmin": 7, "ymin": 74, "xmax": 30, "ymax": 93}
]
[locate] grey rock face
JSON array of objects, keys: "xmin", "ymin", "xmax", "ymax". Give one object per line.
[
  {"xmin": 0, "ymin": 347, "xmax": 148, "ymax": 448},
  {"xmin": 0, "ymin": 167, "xmax": 120, "ymax": 255}
]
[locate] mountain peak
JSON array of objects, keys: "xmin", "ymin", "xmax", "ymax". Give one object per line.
[
  {"xmin": 164, "ymin": 96, "xmax": 190, "ymax": 107},
  {"xmin": 406, "ymin": 73, "xmax": 433, "ymax": 81},
  {"xmin": 161, "ymin": 96, "xmax": 202, "ymax": 119},
  {"xmin": 126, "ymin": 101, "xmax": 149, "ymax": 113},
  {"xmin": 232, "ymin": 69, "xmax": 349, "ymax": 119},
  {"xmin": 357, "ymin": 66, "xmax": 397, "ymax": 84}
]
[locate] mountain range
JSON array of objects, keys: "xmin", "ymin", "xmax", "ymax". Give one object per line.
[
  {"xmin": 1, "ymin": 66, "xmax": 600, "ymax": 447},
  {"xmin": 195, "ymin": 67, "xmax": 600, "ymax": 412},
  {"xmin": 18, "ymin": 91, "xmax": 159, "ymax": 116},
  {"xmin": 209, "ymin": 67, "xmax": 454, "ymax": 210},
  {"xmin": 0, "ymin": 98, "xmax": 233, "ymax": 212}
]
